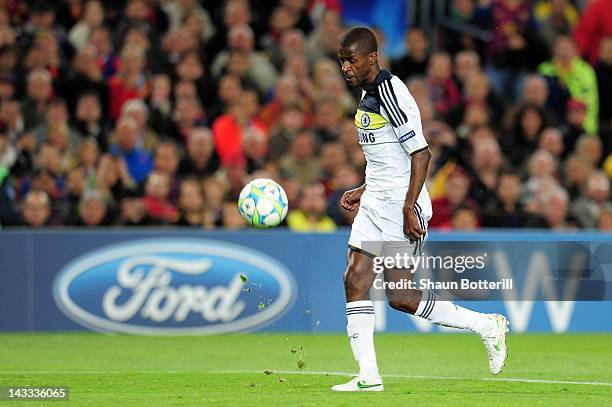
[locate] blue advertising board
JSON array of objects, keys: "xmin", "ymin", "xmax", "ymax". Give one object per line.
[{"xmin": 0, "ymin": 229, "xmax": 611, "ymax": 334}]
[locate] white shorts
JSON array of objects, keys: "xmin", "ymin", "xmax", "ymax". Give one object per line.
[{"xmin": 348, "ymin": 191, "xmax": 432, "ymax": 257}]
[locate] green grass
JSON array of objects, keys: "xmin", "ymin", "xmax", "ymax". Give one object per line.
[{"xmin": 0, "ymin": 333, "xmax": 611, "ymax": 406}]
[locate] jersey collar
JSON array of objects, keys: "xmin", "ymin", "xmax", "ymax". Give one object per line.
[{"xmin": 362, "ymin": 69, "xmax": 391, "ymax": 92}]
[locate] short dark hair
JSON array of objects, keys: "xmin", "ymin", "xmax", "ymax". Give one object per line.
[{"xmin": 340, "ymin": 27, "xmax": 378, "ymax": 54}]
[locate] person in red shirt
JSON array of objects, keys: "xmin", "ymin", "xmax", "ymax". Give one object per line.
[
  {"xmin": 108, "ymin": 45, "xmax": 149, "ymax": 120},
  {"xmin": 573, "ymin": 0, "xmax": 612, "ymax": 65},
  {"xmin": 212, "ymin": 88, "xmax": 267, "ymax": 166},
  {"xmin": 142, "ymin": 170, "xmax": 178, "ymax": 224},
  {"xmin": 430, "ymin": 167, "xmax": 479, "ymax": 229}
]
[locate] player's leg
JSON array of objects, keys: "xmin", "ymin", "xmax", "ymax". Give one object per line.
[
  {"xmin": 332, "ymin": 247, "xmax": 383, "ymax": 392},
  {"xmin": 381, "ymin": 201, "xmax": 509, "ymax": 374},
  {"xmin": 382, "ymin": 252, "xmax": 508, "ymax": 374}
]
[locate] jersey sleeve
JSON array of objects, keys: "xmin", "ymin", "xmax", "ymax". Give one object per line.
[{"xmin": 378, "ymin": 76, "xmax": 428, "ymax": 154}]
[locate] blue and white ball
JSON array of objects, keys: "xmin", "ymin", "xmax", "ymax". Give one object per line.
[{"xmin": 238, "ymin": 178, "xmax": 288, "ymax": 228}]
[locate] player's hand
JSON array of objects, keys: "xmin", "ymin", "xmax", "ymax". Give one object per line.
[
  {"xmin": 340, "ymin": 185, "xmax": 365, "ymax": 211},
  {"xmin": 403, "ymin": 204, "xmax": 425, "ymax": 241}
]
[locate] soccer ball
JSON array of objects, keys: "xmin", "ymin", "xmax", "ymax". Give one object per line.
[{"xmin": 238, "ymin": 178, "xmax": 289, "ymax": 228}]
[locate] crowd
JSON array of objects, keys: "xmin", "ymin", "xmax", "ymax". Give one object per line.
[{"xmin": 0, "ymin": 0, "xmax": 610, "ymax": 231}]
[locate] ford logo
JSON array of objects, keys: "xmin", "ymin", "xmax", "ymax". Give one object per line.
[{"xmin": 52, "ymin": 239, "xmax": 296, "ymax": 335}]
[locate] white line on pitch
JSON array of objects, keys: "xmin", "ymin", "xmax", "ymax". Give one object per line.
[{"xmin": 1, "ymin": 369, "xmax": 611, "ymax": 387}]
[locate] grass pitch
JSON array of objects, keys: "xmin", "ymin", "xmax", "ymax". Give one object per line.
[{"xmin": 0, "ymin": 333, "xmax": 611, "ymax": 406}]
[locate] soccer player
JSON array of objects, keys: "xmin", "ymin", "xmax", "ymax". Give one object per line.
[{"xmin": 332, "ymin": 27, "xmax": 508, "ymax": 392}]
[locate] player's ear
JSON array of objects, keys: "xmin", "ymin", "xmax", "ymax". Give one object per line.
[{"xmin": 368, "ymin": 51, "xmax": 377, "ymax": 65}]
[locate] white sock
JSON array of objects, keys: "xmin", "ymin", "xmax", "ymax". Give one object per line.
[
  {"xmin": 346, "ymin": 300, "xmax": 380, "ymax": 380},
  {"xmin": 415, "ymin": 291, "xmax": 494, "ymax": 336}
]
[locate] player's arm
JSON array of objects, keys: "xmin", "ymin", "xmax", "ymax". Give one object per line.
[
  {"xmin": 403, "ymin": 147, "xmax": 430, "ymax": 240},
  {"xmin": 378, "ymin": 76, "xmax": 429, "ymax": 240}
]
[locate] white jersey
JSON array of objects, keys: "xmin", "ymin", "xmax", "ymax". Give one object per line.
[{"xmin": 354, "ymin": 69, "xmax": 431, "ymax": 206}]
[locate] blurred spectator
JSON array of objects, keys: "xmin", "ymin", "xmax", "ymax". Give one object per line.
[
  {"xmin": 153, "ymin": 140, "xmax": 180, "ymax": 201},
  {"xmin": 573, "ymin": 0, "xmax": 612, "ymax": 65},
  {"xmin": 68, "ymin": 0, "xmax": 105, "ymax": 51},
  {"xmin": 202, "ymin": 176, "xmax": 227, "ymax": 226},
  {"xmin": 560, "ymin": 98, "xmax": 588, "ymax": 155},
  {"xmin": 504, "ymin": 104, "xmax": 548, "ymax": 166},
  {"xmin": 89, "ymin": 26, "xmax": 118, "ymax": 79},
  {"xmin": 311, "ymin": 97, "xmax": 341, "ymax": 143},
  {"xmin": 206, "ymin": 0, "xmax": 252, "ymax": 60},
  {"xmin": 22, "ymin": 68, "xmax": 53, "ymax": 130},
  {"xmin": 534, "ymin": 0, "xmax": 579, "ymax": 47},
  {"xmin": 267, "ymin": 102, "xmax": 306, "ymax": 161},
  {"xmin": 280, "ymin": 130, "xmax": 320, "ymax": 184},
  {"xmin": 538, "ymin": 127, "xmax": 565, "ymax": 159},
  {"xmin": 77, "ymin": 190, "xmax": 111, "ymax": 226},
  {"xmin": 563, "ymin": 154, "xmax": 594, "ymax": 200},
  {"xmin": 56, "ymin": 166, "xmax": 87, "ymax": 225},
  {"xmin": 261, "ymin": 6, "xmax": 298, "ymax": 68},
  {"xmin": 430, "ymin": 167, "xmax": 477, "ymax": 229},
  {"xmin": 427, "ymin": 52, "xmax": 461, "ymax": 117},
  {"xmin": 178, "ymin": 127, "xmax": 219, "ymax": 178},
  {"xmin": 575, "ymin": 134, "xmax": 603, "ymax": 167},
  {"xmin": 327, "ymin": 163, "xmax": 361, "ymax": 226},
  {"xmin": 109, "ymin": 117, "xmax": 153, "ymax": 184},
  {"xmin": 449, "ymin": 71, "xmax": 502, "ymax": 128},
  {"xmin": 121, "ymin": 98, "xmax": 158, "ymax": 151},
  {"xmin": 0, "ymin": 125, "xmax": 16, "ymax": 169},
  {"xmin": 391, "ymin": 28, "xmax": 430, "ymax": 82},
  {"xmin": 527, "ymin": 149, "xmax": 558, "ymax": 180},
  {"xmin": 320, "ymin": 142, "xmax": 347, "ymax": 187},
  {"xmin": 484, "ymin": 0, "xmax": 548, "ymax": 100},
  {"xmin": 211, "ymin": 24, "xmax": 278, "ymax": 95},
  {"xmin": 287, "ymin": 183, "xmax": 336, "ymax": 232},
  {"xmin": 541, "ymin": 186, "xmax": 574, "ymax": 229},
  {"xmin": 599, "ymin": 209, "xmax": 612, "ymax": 230},
  {"xmin": 595, "ymin": 37, "xmax": 612, "ymax": 127},
  {"xmin": 94, "ymin": 154, "xmax": 137, "ymax": 204},
  {"xmin": 19, "ymin": 190, "xmax": 51, "ymax": 228},
  {"xmin": 63, "ymin": 46, "xmax": 109, "ymax": 117},
  {"xmin": 440, "ymin": 0, "xmax": 490, "ymax": 57},
  {"xmin": 142, "ymin": 170, "xmax": 178, "ymax": 225},
  {"xmin": 171, "ymin": 95, "xmax": 206, "ymax": 142},
  {"xmin": 571, "ymin": 170, "xmax": 612, "ymax": 229},
  {"xmin": 77, "ymin": 138, "xmax": 99, "ymax": 174},
  {"xmin": 468, "ymin": 138, "xmax": 504, "ymax": 207},
  {"xmin": 221, "ymin": 200, "xmax": 247, "ymax": 229},
  {"xmin": 242, "ymin": 125, "xmax": 269, "ymax": 172},
  {"xmin": 213, "ymin": 88, "xmax": 267, "ymax": 165},
  {"xmin": 33, "ymin": 99, "xmax": 79, "ymax": 149},
  {"xmin": 163, "ymin": 0, "xmax": 215, "ymax": 45},
  {"xmin": 453, "ymin": 50, "xmax": 481, "ymax": 93},
  {"xmin": 539, "ymin": 35, "xmax": 599, "ymax": 134},
  {"xmin": 451, "ymin": 203, "xmax": 479, "ymax": 230},
  {"xmin": 483, "ymin": 171, "xmax": 545, "ymax": 227},
  {"xmin": 176, "ymin": 178, "xmax": 205, "ymax": 227},
  {"xmin": 108, "ymin": 45, "xmax": 149, "ymax": 120},
  {"xmin": 307, "ymin": 9, "xmax": 342, "ymax": 62},
  {"xmin": 74, "ymin": 91, "xmax": 109, "ymax": 151}
]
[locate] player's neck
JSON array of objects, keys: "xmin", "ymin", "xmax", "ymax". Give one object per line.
[{"xmin": 361, "ymin": 66, "xmax": 381, "ymax": 89}]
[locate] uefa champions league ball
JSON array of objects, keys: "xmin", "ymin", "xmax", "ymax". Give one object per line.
[{"xmin": 238, "ymin": 179, "xmax": 289, "ymax": 228}]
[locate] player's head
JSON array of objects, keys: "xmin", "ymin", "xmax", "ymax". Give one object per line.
[{"xmin": 338, "ymin": 27, "xmax": 378, "ymax": 87}]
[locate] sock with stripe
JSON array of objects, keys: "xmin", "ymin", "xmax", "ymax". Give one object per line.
[
  {"xmin": 346, "ymin": 300, "xmax": 380, "ymax": 381},
  {"xmin": 415, "ymin": 291, "xmax": 494, "ymax": 336}
]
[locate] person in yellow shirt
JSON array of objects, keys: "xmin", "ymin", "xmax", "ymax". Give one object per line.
[{"xmin": 287, "ymin": 183, "xmax": 336, "ymax": 232}]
